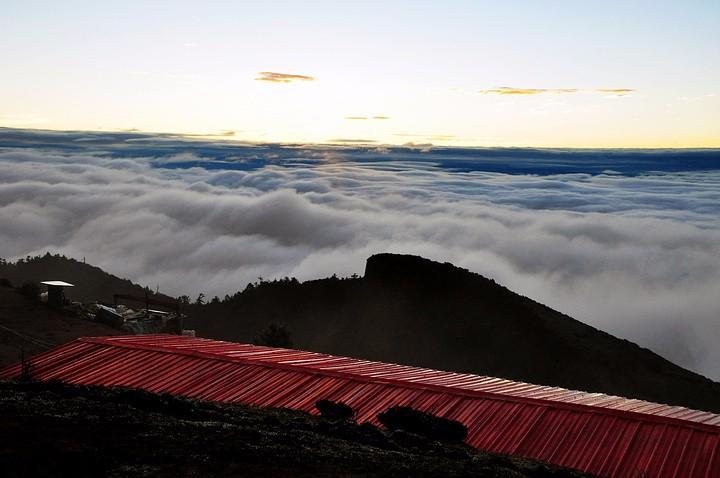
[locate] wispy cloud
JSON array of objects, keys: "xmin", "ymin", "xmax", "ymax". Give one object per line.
[
  {"xmin": 395, "ymin": 133, "xmax": 458, "ymax": 141},
  {"xmin": 480, "ymin": 87, "xmax": 635, "ymax": 96},
  {"xmin": 677, "ymin": 93, "xmax": 717, "ymax": 102},
  {"xmin": 255, "ymin": 71, "xmax": 316, "ymax": 83},
  {"xmin": 182, "ymin": 130, "xmax": 237, "ymax": 138},
  {"xmin": 0, "ymin": 114, "xmax": 49, "ymax": 126},
  {"xmin": 327, "ymin": 138, "xmax": 378, "ymax": 144},
  {"xmin": 479, "ymin": 87, "xmax": 578, "ymax": 95},
  {"xmin": 344, "ymin": 115, "xmax": 390, "ymax": 121},
  {"xmin": 594, "ymin": 88, "xmax": 636, "ymax": 96}
]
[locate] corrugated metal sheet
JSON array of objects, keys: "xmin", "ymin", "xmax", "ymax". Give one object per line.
[{"xmin": 2, "ymin": 334, "xmax": 718, "ymax": 477}]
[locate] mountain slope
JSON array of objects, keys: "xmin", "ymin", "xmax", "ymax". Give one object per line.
[
  {"xmin": 0, "ymin": 285, "xmax": 120, "ymax": 367},
  {"xmin": 0, "ymin": 254, "xmax": 172, "ymax": 367},
  {"xmin": 189, "ymin": 253, "xmax": 720, "ymax": 413},
  {"xmin": 0, "ymin": 253, "xmax": 175, "ymax": 304},
  {"xmin": 3, "ymin": 252, "xmax": 718, "ymax": 413}
]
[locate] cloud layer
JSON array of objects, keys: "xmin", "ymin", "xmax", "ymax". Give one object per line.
[{"xmin": 1, "ymin": 129, "xmax": 719, "ymax": 380}]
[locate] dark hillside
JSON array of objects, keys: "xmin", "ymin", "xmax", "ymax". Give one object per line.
[
  {"xmin": 0, "ymin": 285, "xmax": 120, "ymax": 367},
  {"xmin": 0, "ymin": 380, "xmax": 588, "ymax": 478},
  {"xmin": 189, "ymin": 253, "xmax": 720, "ymax": 413},
  {"xmin": 3, "ymin": 252, "xmax": 718, "ymax": 413},
  {"xmin": 0, "ymin": 254, "xmax": 175, "ymax": 304}
]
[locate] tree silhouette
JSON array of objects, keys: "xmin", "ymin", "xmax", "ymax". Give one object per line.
[{"xmin": 253, "ymin": 323, "xmax": 293, "ymax": 348}]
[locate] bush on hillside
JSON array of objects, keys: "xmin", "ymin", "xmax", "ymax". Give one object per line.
[
  {"xmin": 19, "ymin": 280, "xmax": 40, "ymax": 301},
  {"xmin": 316, "ymin": 400, "xmax": 355, "ymax": 421},
  {"xmin": 377, "ymin": 406, "xmax": 468, "ymax": 443},
  {"xmin": 253, "ymin": 323, "xmax": 293, "ymax": 348}
]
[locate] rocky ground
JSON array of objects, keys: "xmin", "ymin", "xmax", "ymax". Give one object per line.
[{"xmin": 0, "ymin": 380, "xmax": 589, "ymax": 477}]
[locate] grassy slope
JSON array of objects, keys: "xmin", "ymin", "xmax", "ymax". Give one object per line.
[
  {"xmin": 0, "ymin": 286, "xmax": 120, "ymax": 368},
  {"xmin": 0, "ymin": 380, "xmax": 589, "ymax": 478}
]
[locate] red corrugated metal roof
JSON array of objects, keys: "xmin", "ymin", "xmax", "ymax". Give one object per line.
[{"xmin": 2, "ymin": 334, "xmax": 718, "ymax": 477}]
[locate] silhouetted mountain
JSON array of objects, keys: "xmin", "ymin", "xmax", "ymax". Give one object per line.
[
  {"xmin": 188, "ymin": 253, "xmax": 720, "ymax": 413},
  {"xmin": 3, "ymin": 252, "xmax": 718, "ymax": 413},
  {"xmin": 0, "ymin": 253, "xmax": 174, "ymax": 304}
]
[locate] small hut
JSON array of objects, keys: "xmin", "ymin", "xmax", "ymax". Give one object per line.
[{"xmin": 41, "ymin": 281, "xmax": 74, "ymax": 307}]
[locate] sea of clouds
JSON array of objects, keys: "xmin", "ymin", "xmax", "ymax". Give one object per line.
[{"xmin": 1, "ymin": 128, "xmax": 719, "ymax": 379}]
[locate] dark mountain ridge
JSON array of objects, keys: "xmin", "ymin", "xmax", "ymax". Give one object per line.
[
  {"xmin": 189, "ymin": 253, "xmax": 720, "ymax": 413},
  {"xmin": 2, "ymin": 252, "xmax": 718, "ymax": 413}
]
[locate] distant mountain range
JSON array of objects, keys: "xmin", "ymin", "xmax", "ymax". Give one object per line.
[{"xmin": 2, "ymin": 252, "xmax": 719, "ymax": 413}]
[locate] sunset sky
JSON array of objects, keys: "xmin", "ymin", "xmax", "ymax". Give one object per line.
[{"xmin": 2, "ymin": 0, "xmax": 719, "ymax": 147}]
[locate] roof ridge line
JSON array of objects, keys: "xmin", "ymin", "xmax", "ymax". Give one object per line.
[{"xmin": 78, "ymin": 336, "xmax": 720, "ymax": 433}]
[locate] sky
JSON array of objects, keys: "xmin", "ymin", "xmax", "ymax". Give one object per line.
[{"xmin": 1, "ymin": 0, "xmax": 719, "ymax": 147}]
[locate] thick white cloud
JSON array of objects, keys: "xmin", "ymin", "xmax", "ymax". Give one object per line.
[{"xmin": 1, "ymin": 143, "xmax": 719, "ymax": 380}]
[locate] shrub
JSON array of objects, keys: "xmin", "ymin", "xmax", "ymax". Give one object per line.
[
  {"xmin": 19, "ymin": 281, "xmax": 40, "ymax": 301},
  {"xmin": 316, "ymin": 399, "xmax": 355, "ymax": 421},
  {"xmin": 0, "ymin": 278, "xmax": 12, "ymax": 288},
  {"xmin": 253, "ymin": 323, "xmax": 293, "ymax": 348},
  {"xmin": 20, "ymin": 348, "xmax": 33, "ymax": 381},
  {"xmin": 377, "ymin": 406, "xmax": 467, "ymax": 443}
]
